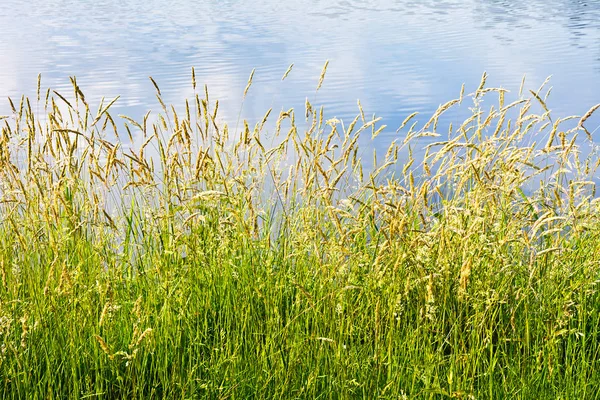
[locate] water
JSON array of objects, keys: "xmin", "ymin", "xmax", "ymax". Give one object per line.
[{"xmin": 1, "ymin": 0, "xmax": 600, "ymax": 146}]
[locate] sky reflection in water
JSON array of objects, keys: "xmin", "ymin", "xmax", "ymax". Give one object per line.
[{"xmin": 1, "ymin": 0, "xmax": 599, "ymax": 153}]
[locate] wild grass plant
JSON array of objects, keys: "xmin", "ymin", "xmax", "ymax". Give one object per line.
[{"xmin": 0, "ymin": 67, "xmax": 599, "ymax": 399}]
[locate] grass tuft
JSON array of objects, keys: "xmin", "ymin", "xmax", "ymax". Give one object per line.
[{"xmin": 0, "ymin": 70, "xmax": 599, "ymax": 398}]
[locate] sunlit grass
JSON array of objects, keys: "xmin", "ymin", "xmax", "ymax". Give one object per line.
[{"xmin": 0, "ymin": 68, "xmax": 599, "ymax": 399}]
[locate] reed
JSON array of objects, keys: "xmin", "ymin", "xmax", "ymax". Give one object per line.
[{"xmin": 0, "ymin": 66, "xmax": 599, "ymax": 399}]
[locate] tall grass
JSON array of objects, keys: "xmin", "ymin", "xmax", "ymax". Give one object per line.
[{"xmin": 0, "ymin": 68, "xmax": 599, "ymax": 399}]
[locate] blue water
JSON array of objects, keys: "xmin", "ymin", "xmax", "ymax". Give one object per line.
[{"xmin": 1, "ymin": 0, "xmax": 599, "ymax": 145}]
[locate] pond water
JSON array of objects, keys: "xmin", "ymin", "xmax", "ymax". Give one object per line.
[{"xmin": 1, "ymin": 0, "xmax": 600, "ymax": 147}]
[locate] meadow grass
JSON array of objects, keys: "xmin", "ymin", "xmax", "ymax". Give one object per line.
[{"xmin": 0, "ymin": 69, "xmax": 600, "ymax": 399}]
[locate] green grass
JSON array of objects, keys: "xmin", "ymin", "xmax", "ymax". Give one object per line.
[{"xmin": 0, "ymin": 69, "xmax": 600, "ymax": 399}]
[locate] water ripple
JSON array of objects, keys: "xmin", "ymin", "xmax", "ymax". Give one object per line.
[{"xmin": 1, "ymin": 0, "xmax": 599, "ymax": 149}]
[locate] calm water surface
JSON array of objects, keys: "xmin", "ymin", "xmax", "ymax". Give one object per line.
[{"xmin": 1, "ymin": 0, "xmax": 600, "ymax": 146}]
